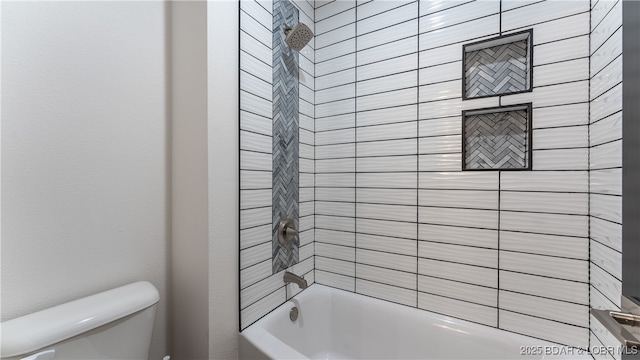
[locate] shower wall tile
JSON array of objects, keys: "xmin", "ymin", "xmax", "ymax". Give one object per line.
[
  {"xmin": 356, "ymin": 279, "xmax": 416, "ymax": 307},
  {"xmin": 419, "ymin": 276, "xmax": 496, "ymax": 307},
  {"xmin": 532, "ymin": 148, "xmax": 589, "ymax": 171},
  {"xmin": 590, "ymin": 1, "xmax": 621, "ymax": 51},
  {"xmin": 501, "ymin": 0, "xmax": 589, "ymax": 32},
  {"xmin": 419, "ymin": 241, "xmax": 497, "ymax": 268},
  {"xmin": 241, "ymin": 288, "xmax": 286, "ymax": 329},
  {"xmin": 590, "ymin": 54, "xmax": 622, "ymax": 101},
  {"xmin": 315, "ymin": 23, "xmax": 355, "ymax": 49},
  {"xmin": 419, "ymin": 207, "xmax": 498, "ymax": 230},
  {"xmin": 418, "ymin": 189, "xmax": 498, "ymax": 210},
  {"xmin": 419, "ymin": 61, "xmax": 461, "ymax": 85},
  {"xmin": 418, "ymin": 223, "xmax": 497, "ymax": 248},
  {"xmin": 240, "ymin": 224, "xmax": 271, "ymax": 250},
  {"xmin": 533, "ymin": 36, "xmax": 589, "ymax": 66},
  {"xmin": 358, "ymin": 105, "xmax": 417, "ymax": 127},
  {"xmin": 418, "ymin": 292, "xmax": 497, "ymax": 327},
  {"xmin": 591, "ymin": 27, "xmax": 622, "ymax": 76},
  {"xmin": 357, "ymin": 2, "xmax": 417, "ymax": 35},
  {"xmin": 500, "ymin": 191, "xmax": 588, "ymax": 215},
  {"xmin": 315, "ymin": 128, "xmax": 354, "ymax": 145},
  {"xmin": 356, "ymin": 155, "xmax": 416, "ymax": 172},
  {"xmin": 316, "ymin": 82, "xmax": 353, "ymax": 102},
  {"xmin": 532, "ymin": 126, "xmax": 589, "ymax": 150},
  {"xmin": 357, "ymin": 264, "xmax": 416, "ymax": 290},
  {"xmin": 357, "ymin": 19, "xmax": 418, "ymax": 51},
  {"xmin": 315, "ymin": 270, "xmax": 355, "ymax": 292},
  {"xmin": 315, "ymin": 113, "xmax": 355, "ymax": 131},
  {"xmin": 315, "ymin": 68, "xmax": 355, "ymax": 89},
  {"xmin": 524, "ymin": 12, "xmax": 589, "ymax": 45},
  {"xmin": 241, "ymin": 111, "xmax": 272, "ymax": 136},
  {"xmin": 238, "ymin": 0, "xmax": 613, "ymax": 349},
  {"xmin": 316, "ymin": 228, "xmax": 355, "ymax": 247},
  {"xmin": 356, "ymin": 53, "xmax": 417, "ymax": 81},
  {"xmin": 419, "ymin": 0, "xmax": 499, "ymax": 34},
  {"xmin": 357, "ymin": 233, "xmax": 416, "ymax": 256},
  {"xmin": 591, "ymin": 83, "xmax": 622, "ymax": 123},
  {"xmin": 500, "ymin": 270, "xmax": 588, "ymax": 305},
  {"xmin": 499, "ymin": 310, "xmax": 589, "ymax": 349},
  {"xmin": 419, "ymin": 171, "xmax": 498, "ymax": 190},
  {"xmin": 591, "ymin": 140, "xmax": 622, "ymax": 169},
  {"xmin": 500, "ymin": 231, "xmax": 588, "ymax": 260},
  {"xmin": 591, "ymin": 314, "xmax": 622, "ymax": 360},
  {"xmin": 532, "ymin": 103, "xmax": 589, "ymax": 128},
  {"xmin": 591, "ymin": 240, "xmax": 622, "ymax": 281},
  {"xmin": 419, "ymin": 258, "xmax": 497, "ymax": 289},
  {"xmin": 241, "ymin": 189, "xmax": 272, "ymax": 210},
  {"xmin": 357, "ymin": 139, "xmax": 416, "ymax": 157},
  {"xmin": 357, "ymin": 36, "xmax": 417, "ymax": 65},
  {"xmin": 419, "ymin": 0, "xmax": 473, "ymax": 17},
  {"xmin": 418, "ymin": 15, "xmax": 500, "ymax": 51},
  {"xmin": 315, "ymin": 0, "xmax": 353, "ymax": 23},
  {"xmin": 592, "ymin": 264, "xmax": 622, "ymax": 309},
  {"xmin": 240, "ymin": 10, "xmax": 272, "ymax": 47},
  {"xmin": 357, "ymin": 71, "xmax": 417, "ymax": 97},
  {"xmin": 534, "ymin": 59, "xmax": 589, "ymax": 87},
  {"xmin": 240, "ymin": 150, "xmax": 272, "ymax": 171},
  {"xmin": 591, "ymin": 216, "xmax": 622, "ymax": 252},
  {"xmin": 590, "ymin": 112, "xmax": 622, "ymax": 146},
  {"xmin": 357, "ymin": 122, "xmax": 416, "ymax": 142},
  {"xmin": 240, "ymin": 0, "xmax": 316, "ymax": 330},
  {"xmin": 500, "ymin": 252, "xmax": 588, "ymax": 283},
  {"xmin": 501, "ymin": 171, "xmax": 588, "ymax": 192},
  {"xmin": 500, "ymin": 211, "xmax": 588, "ymax": 238}
]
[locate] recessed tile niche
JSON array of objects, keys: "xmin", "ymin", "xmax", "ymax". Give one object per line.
[
  {"xmin": 463, "ymin": 30, "xmax": 533, "ymax": 99},
  {"xmin": 462, "ymin": 104, "xmax": 532, "ymax": 170}
]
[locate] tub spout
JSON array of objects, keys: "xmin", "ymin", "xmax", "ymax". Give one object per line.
[{"xmin": 284, "ymin": 271, "xmax": 307, "ymax": 289}]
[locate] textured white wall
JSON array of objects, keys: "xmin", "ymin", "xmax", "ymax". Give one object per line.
[
  {"xmin": 0, "ymin": 2, "xmax": 169, "ymax": 359},
  {"xmin": 170, "ymin": 1, "xmax": 210, "ymax": 358},
  {"xmin": 208, "ymin": 2, "xmax": 240, "ymax": 358}
]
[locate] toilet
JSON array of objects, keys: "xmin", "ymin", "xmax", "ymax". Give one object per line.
[{"xmin": 0, "ymin": 281, "xmax": 159, "ymax": 360}]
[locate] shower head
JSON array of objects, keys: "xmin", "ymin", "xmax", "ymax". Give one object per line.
[{"xmin": 283, "ymin": 23, "xmax": 314, "ymax": 51}]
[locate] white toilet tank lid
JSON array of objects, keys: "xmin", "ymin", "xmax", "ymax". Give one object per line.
[{"xmin": 0, "ymin": 281, "xmax": 159, "ymax": 358}]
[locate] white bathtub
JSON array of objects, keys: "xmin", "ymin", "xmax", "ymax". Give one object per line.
[{"xmin": 239, "ymin": 284, "xmax": 591, "ymax": 360}]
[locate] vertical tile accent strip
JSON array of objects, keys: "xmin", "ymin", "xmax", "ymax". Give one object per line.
[{"xmin": 272, "ymin": 0, "xmax": 300, "ymax": 273}]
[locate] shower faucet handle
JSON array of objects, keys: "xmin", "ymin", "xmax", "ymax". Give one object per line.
[{"xmin": 278, "ymin": 219, "xmax": 299, "ymax": 246}]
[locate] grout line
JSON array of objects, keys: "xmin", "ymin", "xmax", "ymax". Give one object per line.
[
  {"xmin": 416, "ymin": 0, "xmax": 420, "ymax": 308},
  {"xmin": 353, "ymin": 3, "xmax": 358, "ymax": 294}
]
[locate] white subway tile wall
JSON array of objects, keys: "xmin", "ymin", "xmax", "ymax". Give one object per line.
[
  {"xmin": 239, "ymin": 0, "xmax": 315, "ymax": 330},
  {"xmin": 312, "ymin": 0, "xmax": 592, "ymax": 349},
  {"xmin": 589, "ymin": 0, "xmax": 622, "ymax": 359},
  {"xmin": 239, "ymin": 1, "xmax": 624, "ymax": 353}
]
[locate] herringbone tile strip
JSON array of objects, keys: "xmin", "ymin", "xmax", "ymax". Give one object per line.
[
  {"xmin": 464, "ymin": 110, "xmax": 529, "ymax": 169},
  {"xmin": 465, "ymin": 40, "xmax": 529, "ymax": 98},
  {"xmin": 272, "ymin": 0, "xmax": 299, "ymax": 274}
]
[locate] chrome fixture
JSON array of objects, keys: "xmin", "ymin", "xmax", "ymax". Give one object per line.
[
  {"xmin": 277, "ymin": 219, "xmax": 299, "ymax": 246},
  {"xmin": 289, "ymin": 307, "xmax": 299, "ymax": 321},
  {"xmin": 591, "ymin": 295, "xmax": 640, "ymax": 350},
  {"xmin": 283, "ymin": 271, "xmax": 307, "ymax": 289}
]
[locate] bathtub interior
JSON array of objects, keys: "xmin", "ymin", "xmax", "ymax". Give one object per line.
[{"xmin": 242, "ymin": 285, "xmax": 591, "ymax": 360}]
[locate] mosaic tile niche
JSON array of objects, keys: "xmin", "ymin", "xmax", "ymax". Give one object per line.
[
  {"xmin": 462, "ymin": 104, "xmax": 532, "ymax": 170},
  {"xmin": 463, "ymin": 30, "xmax": 533, "ymax": 99}
]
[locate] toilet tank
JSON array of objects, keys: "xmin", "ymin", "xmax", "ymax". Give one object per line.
[{"xmin": 0, "ymin": 281, "xmax": 159, "ymax": 360}]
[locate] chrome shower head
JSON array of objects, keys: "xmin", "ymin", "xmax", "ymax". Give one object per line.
[{"xmin": 283, "ymin": 23, "xmax": 314, "ymax": 51}]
